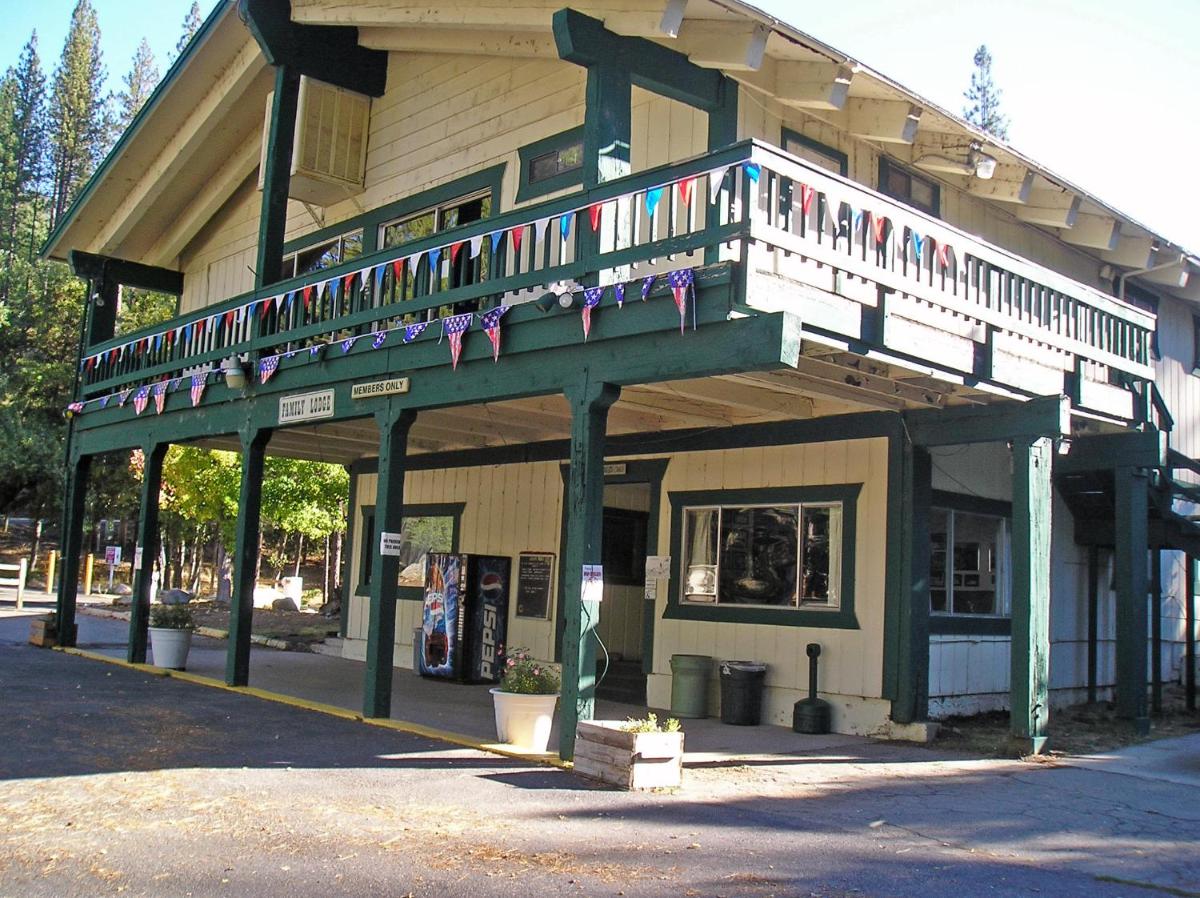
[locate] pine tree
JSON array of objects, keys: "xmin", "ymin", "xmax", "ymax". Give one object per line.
[
  {"xmin": 0, "ymin": 34, "xmax": 48, "ymax": 301},
  {"xmin": 48, "ymin": 0, "xmax": 108, "ymax": 228},
  {"xmin": 115, "ymin": 38, "xmax": 159, "ymax": 135},
  {"xmin": 172, "ymin": 2, "xmax": 203, "ymax": 63},
  {"xmin": 962, "ymin": 44, "xmax": 1009, "ymax": 140}
]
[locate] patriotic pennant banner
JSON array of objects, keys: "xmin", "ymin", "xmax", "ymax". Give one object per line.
[
  {"xmin": 190, "ymin": 373, "xmax": 207, "ymax": 407},
  {"xmin": 309, "ymin": 343, "xmax": 324, "ymax": 359},
  {"xmin": 99, "ymin": 395, "xmax": 110, "ymax": 409},
  {"xmin": 372, "ymin": 331, "xmax": 387, "ymax": 349},
  {"xmin": 118, "ymin": 389, "xmax": 131, "ymax": 407},
  {"xmin": 153, "ymin": 380, "xmax": 168, "ymax": 415},
  {"xmin": 588, "ymin": 204, "xmax": 602, "ymax": 231},
  {"xmin": 708, "ymin": 166, "xmax": 729, "ymax": 203},
  {"xmin": 645, "ymin": 187, "xmax": 663, "ymax": 219},
  {"xmin": 937, "ymin": 242, "xmax": 954, "ymax": 270},
  {"xmin": 614, "ymin": 283, "xmax": 625, "ymax": 308},
  {"xmin": 581, "ymin": 286, "xmax": 604, "ymax": 340},
  {"xmin": 469, "ymin": 235, "xmax": 483, "ymax": 259},
  {"xmin": 442, "ymin": 312, "xmax": 472, "ymax": 370},
  {"xmin": 510, "ymin": 225, "xmax": 525, "ymax": 254},
  {"xmin": 641, "ymin": 275, "xmax": 655, "ymax": 301},
  {"xmin": 479, "ymin": 305, "xmax": 510, "ymax": 362},
  {"xmin": 743, "ymin": 162, "xmax": 761, "ymax": 182},
  {"xmin": 678, "ymin": 176, "xmax": 695, "ymax": 207},
  {"xmin": 341, "ymin": 336, "xmax": 358, "ymax": 354},
  {"xmin": 259, "ymin": 355, "xmax": 279, "ymax": 384},
  {"xmin": 428, "ymin": 247, "xmax": 441, "ymax": 277},
  {"xmin": 132, "ymin": 385, "xmax": 151, "ymax": 416},
  {"xmin": 403, "ymin": 321, "xmax": 430, "ymax": 343},
  {"xmin": 490, "ymin": 231, "xmax": 504, "ymax": 256},
  {"xmin": 559, "ymin": 214, "xmax": 571, "ymax": 242},
  {"xmin": 533, "ymin": 218, "xmax": 549, "ymax": 245},
  {"xmin": 911, "ymin": 230, "xmax": 925, "ymax": 263},
  {"xmin": 667, "ymin": 268, "xmax": 695, "ymax": 333}
]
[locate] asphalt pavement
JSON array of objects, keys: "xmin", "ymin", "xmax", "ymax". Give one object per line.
[{"xmin": 2, "ymin": 605, "xmax": 1198, "ymax": 898}]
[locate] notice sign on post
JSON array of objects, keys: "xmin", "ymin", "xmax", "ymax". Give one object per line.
[
  {"xmin": 379, "ymin": 531, "xmax": 404, "ymax": 557},
  {"xmin": 133, "ymin": 546, "xmax": 144, "ymax": 571},
  {"xmin": 104, "ymin": 546, "xmax": 122, "ymax": 567},
  {"xmin": 582, "ymin": 564, "xmax": 604, "ymax": 604}
]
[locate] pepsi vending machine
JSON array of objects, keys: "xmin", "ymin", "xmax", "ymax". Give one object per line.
[{"xmin": 419, "ymin": 553, "xmax": 510, "ymax": 683}]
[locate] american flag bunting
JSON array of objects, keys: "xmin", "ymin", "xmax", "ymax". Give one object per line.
[
  {"xmin": 581, "ymin": 286, "xmax": 603, "ymax": 340},
  {"xmin": 442, "ymin": 312, "xmax": 472, "ymax": 369},
  {"xmin": 667, "ymin": 268, "xmax": 696, "ymax": 333},
  {"xmin": 479, "ymin": 305, "xmax": 510, "ymax": 362}
]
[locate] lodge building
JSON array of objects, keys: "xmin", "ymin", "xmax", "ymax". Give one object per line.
[{"xmin": 46, "ymin": 0, "xmax": 1199, "ymax": 757}]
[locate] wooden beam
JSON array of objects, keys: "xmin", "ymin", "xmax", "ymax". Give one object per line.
[
  {"xmin": 226, "ymin": 428, "xmax": 271, "ymax": 686},
  {"xmin": 92, "ymin": 40, "xmax": 265, "ymax": 255},
  {"xmin": 1114, "ymin": 465, "xmax": 1150, "ymax": 733},
  {"xmin": 615, "ymin": 394, "xmax": 733, "ymax": 427},
  {"xmin": 128, "ymin": 442, "xmax": 167, "ymax": 665},
  {"xmin": 1015, "ymin": 190, "xmax": 1081, "ymax": 228},
  {"xmin": 239, "ymin": 0, "xmax": 388, "ymax": 96},
  {"xmin": 966, "ymin": 166, "xmax": 1033, "ymax": 204},
  {"xmin": 637, "ymin": 378, "xmax": 805, "ymax": 418},
  {"xmin": 846, "ymin": 99, "xmax": 921, "ymax": 144},
  {"xmin": 1009, "ymin": 435, "xmax": 1052, "ymax": 754},
  {"xmin": 1059, "ymin": 213, "xmax": 1121, "ymax": 251},
  {"xmin": 905, "ymin": 395, "xmax": 1070, "ymax": 447},
  {"xmin": 147, "ymin": 136, "xmax": 260, "ymax": 266},
  {"xmin": 793, "ymin": 356, "xmax": 946, "ymax": 408},
  {"xmin": 1140, "ymin": 254, "xmax": 1190, "ymax": 289},
  {"xmin": 55, "ymin": 454, "xmax": 92, "ymax": 648},
  {"xmin": 358, "ymin": 26, "xmax": 556, "ymax": 57},
  {"xmin": 1055, "ymin": 430, "xmax": 1167, "ymax": 474},
  {"xmin": 672, "ymin": 19, "xmax": 770, "ymax": 71},
  {"xmin": 69, "ymin": 251, "xmax": 184, "ymax": 295},
  {"xmin": 733, "ymin": 59, "xmax": 853, "ymax": 111},
  {"xmin": 1102, "ymin": 234, "xmax": 1156, "ymax": 269},
  {"xmin": 256, "ymin": 65, "xmax": 301, "ymax": 288}
]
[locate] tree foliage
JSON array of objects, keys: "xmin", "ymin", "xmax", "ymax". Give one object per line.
[
  {"xmin": 173, "ymin": 2, "xmax": 203, "ymax": 63},
  {"xmin": 115, "ymin": 38, "xmax": 158, "ymax": 136},
  {"xmin": 963, "ymin": 44, "xmax": 1009, "ymax": 140}
]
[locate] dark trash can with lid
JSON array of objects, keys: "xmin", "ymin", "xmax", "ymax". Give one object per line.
[
  {"xmin": 719, "ymin": 660, "xmax": 767, "ymax": 725},
  {"xmin": 670, "ymin": 654, "xmax": 712, "ymax": 718}
]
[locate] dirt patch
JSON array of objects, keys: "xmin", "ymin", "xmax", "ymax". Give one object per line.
[
  {"xmin": 932, "ymin": 684, "xmax": 1200, "ymax": 758},
  {"xmin": 186, "ymin": 603, "xmax": 340, "ymax": 647}
]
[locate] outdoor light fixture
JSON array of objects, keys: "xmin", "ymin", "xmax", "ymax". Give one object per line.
[
  {"xmin": 221, "ymin": 356, "xmax": 249, "ymax": 391},
  {"xmin": 969, "ymin": 143, "xmax": 998, "ymax": 180},
  {"xmin": 533, "ymin": 280, "xmax": 580, "ymax": 312}
]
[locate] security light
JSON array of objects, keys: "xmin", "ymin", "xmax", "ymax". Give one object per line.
[
  {"xmin": 221, "ymin": 356, "xmax": 249, "ymax": 391},
  {"xmin": 969, "ymin": 143, "xmax": 998, "ymax": 180},
  {"xmin": 533, "ymin": 281, "xmax": 579, "ymax": 312}
]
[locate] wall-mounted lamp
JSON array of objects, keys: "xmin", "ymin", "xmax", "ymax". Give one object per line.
[
  {"xmin": 968, "ymin": 143, "xmax": 997, "ymax": 180},
  {"xmin": 221, "ymin": 356, "xmax": 249, "ymax": 391},
  {"xmin": 533, "ymin": 280, "xmax": 580, "ymax": 312}
]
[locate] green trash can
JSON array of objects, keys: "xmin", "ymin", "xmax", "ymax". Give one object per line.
[
  {"xmin": 670, "ymin": 654, "xmax": 712, "ymax": 718},
  {"xmin": 719, "ymin": 660, "xmax": 767, "ymax": 725}
]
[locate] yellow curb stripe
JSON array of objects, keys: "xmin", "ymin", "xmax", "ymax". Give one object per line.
[{"xmin": 53, "ymin": 645, "xmax": 572, "ymax": 769}]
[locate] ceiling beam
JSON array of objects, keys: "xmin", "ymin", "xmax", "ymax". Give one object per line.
[
  {"xmin": 146, "ymin": 136, "xmax": 261, "ymax": 266},
  {"xmin": 671, "ymin": 19, "xmax": 770, "ymax": 71},
  {"xmin": 1102, "ymin": 233, "xmax": 1156, "ymax": 269},
  {"xmin": 1014, "ymin": 189, "xmax": 1080, "ymax": 228},
  {"xmin": 93, "ymin": 41, "xmax": 265, "ymax": 256},
  {"xmin": 846, "ymin": 99, "xmax": 921, "ymax": 144},
  {"xmin": 616, "ymin": 394, "xmax": 734, "ymax": 427},
  {"xmin": 1059, "ymin": 213, "xmax": 1121, "ymax": 251},
  {"xmin": 358, "ymin": 26, "xmax": 556, "ymax": 57},
  {"xmin": 966, "ymin": 166, "xmax": 1033, "ymax": 204},
  {"xmin": 1139, "ymin": 253, "xmax": 1190, "ymax": 289},
  {"xmin": 733, "ymin": 59, "xmax": 853, "ymax": 111},
  {"xmin": 637, "ymin": 379, "xmax": 809, "ymax": 418}
]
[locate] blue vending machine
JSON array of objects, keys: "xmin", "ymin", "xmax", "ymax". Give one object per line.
[{"xmin": 419, "ymin": 553, "xmax": 511, "ymax": 683}]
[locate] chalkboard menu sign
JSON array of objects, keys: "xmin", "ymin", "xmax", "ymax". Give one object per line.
[{"xmin": 516, "ymin": 552, "xmax": 555, "ymax": 619}]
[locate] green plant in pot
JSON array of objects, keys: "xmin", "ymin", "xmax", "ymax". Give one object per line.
[
  {"xmin": 148, "ymin": 604, "xmax": 194, "ymax": 670},
  {"xmin": 490, "ymin": 648, "xmax": 560, "ymax": 752}
]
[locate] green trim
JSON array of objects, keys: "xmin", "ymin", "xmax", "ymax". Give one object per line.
[
  {"xmin": 780, "ymin": 128, "xmax": 848, "ymax": 177},
  {"xmin": 354, "ymin": 502, "xmax": 464, "ymax": 601},
  {"xmin": 707, "ymin": 76, "xmax": 739, "ymax": 151},
  {"xmin": 905, "ymin": 396, "xmax": 1069, "ymax": 447},
  {"xmin": 878, "ymin": 156, "xmax": 941, "ymax": 218},
  {"xmin": 553, "ymin": 458, "xmax": 670, "ymax": 669},
  {"xmin": 42, "ymin": 0, "xmax": 231, "ymax": 260},
  {"xmin": 929, "ymin": 615, "xmax": 1011, "ymax": 636},
  {"xmin": 282, "ymin": 164, "xmax": 507, "ymax": 259},
  {"xmin": 69, "ymin": 251, "xmax": 184, "ymax": 295},
  {"xmin": 662, "ymin": 484, "xmax": 861, "ymax": 630},
  {"xmin": 516, "ymin": 127, "xmax": 585, "ymax": 202},
  {"xmin": 257, "ymin": 65, "xmax": 302, "ymax": 288},
  {"xmin": 931, "ymin": 489, "xmax": 1012, "ymax": 519}
]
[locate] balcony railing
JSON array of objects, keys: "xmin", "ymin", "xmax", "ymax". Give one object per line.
[{"xmin": 75, "ymin": 139, "xmax": 1155, "ymax": 404}]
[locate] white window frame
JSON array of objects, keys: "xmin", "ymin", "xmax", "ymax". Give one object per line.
[{"xmin": 929, "ymin": 507, "xmax": 1012, "ymax": 618}]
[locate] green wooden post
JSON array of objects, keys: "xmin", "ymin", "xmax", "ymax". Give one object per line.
[
  {"xmin": 559, "ymin": 379, "xmax": 620, "ymax": 760},
  {"xmin": 226, "ymin": 428, "xmax": 271, "ymax": 686},
  {"xmin": 256, "ymin": 65, "xmax": 301, "ymax": 289},
  {"xmin": 1114, "ymin": 465, "xmax": 1149, "ymax": 733},
  {"xmin": 55, "ymin": 453, "xmax": 92, "ymax": 648},
  {"xmin": 338, "ymin": 464, "xmax": 358, "ymax": 640},
  {"xmin": 583, "ymin": 64, "xmax": 631, "ymax": 188},
  {"xmin": 1087, "ymin": 544, "xmax": 1099, "ymax": 704},
  {"xmin": 128, "ymin": 442, "xmax": 167, "ymax": 664},
  {"xmin": 364, "ymin": 406, "xmax": 416, "ymax": 718},
  {"xmin": 1151, "ymin": 549, "xmax": 1163, "ymax": 714},
  {"xmin": 888, "ymin": 434, "xmax": 931, "ymax": 724},
  {"xmin": 1009, "ymin": 435, "xmax": 1053, "ymax": 754},
  {"xmin": 84, "ymin": 268, "xmax": 119, "ymax": 348},
  {"xmin": 1186, "ymin": 554, "xmax": 1196, "ymax": 712}
]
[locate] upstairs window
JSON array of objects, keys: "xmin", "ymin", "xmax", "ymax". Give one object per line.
[
  {"xmin": 281, "ymin": 228, "xmax": 363, "ymax": 280},
  {"xmin": 782, "ymin": 128, "xmax": 848, "ymax": 177},
  {"xmin": 879, "ymin": 157, "xmax": 940, "ymax": 218},
  {"xmin": 517, "ymin": 126, "xmax": 585, "ymax": 201}
]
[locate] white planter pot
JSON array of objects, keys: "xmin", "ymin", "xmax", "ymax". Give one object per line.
[
  {"xmin": 490, "ymin": 688, "xmax": 558, "ymax": 752},
  {"xmin": 149, "ymin": 627, "xmax": 193, "ymax": 670}
]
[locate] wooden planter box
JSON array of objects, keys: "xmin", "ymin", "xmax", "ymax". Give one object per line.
[
  {"xmin": 29, "ymin": 619, "xmax": 60, "ymax": 648},
  {"xmin": 574, "ymin": 721, "xmax": 684, "ymax": 790}
]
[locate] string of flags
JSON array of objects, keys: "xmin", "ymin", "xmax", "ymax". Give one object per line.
[{"xmin": 66, "ymin": 266, "xmax": 701, "ymax": 416}]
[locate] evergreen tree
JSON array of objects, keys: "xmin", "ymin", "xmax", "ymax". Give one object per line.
[
  {"xmin": 2, "ymin": 35, "xmax": 47, "ymax": 265},
  {"xmin": 172, "ymin": 2, "xmax": 203, "ymax": 63},
  {"xmin": 962, "ymin": 44, "xmax": 1009, "ymax": 140},
  {"xmin": 115, "ymin": 38, "xmax": 159, "ymax": 136},
  {"xmin": 48, "ymin": 0, "xmax": 108, "ymax": 228}
]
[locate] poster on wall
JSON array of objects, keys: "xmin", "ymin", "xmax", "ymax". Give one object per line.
[{"xmin": 516, "ymin": 552, "xmax": 554, "ymax": 620}]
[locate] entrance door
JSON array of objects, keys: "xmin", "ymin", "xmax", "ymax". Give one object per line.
[{"xmin": 594, "ymin": 482, "xmax": 651, "ymax": 704}]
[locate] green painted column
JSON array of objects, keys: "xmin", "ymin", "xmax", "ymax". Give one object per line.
[
  {"xmin": 55, "ymin": 453, "xmax": 92, "ymax": 648},
  {"xmin": 1114, "ymin": 465, "xmax": 1149, "ymax": 733},
  {"xmin": 85, "ymin": 269, "xmax": 120, "ymax": 347},
  {"xmin": 1151, "ymin": 549, "xmax": 1163, "ymax": 714},
  {"xmin": 707, "ymin": 74, "xmax": 739, "ymax": 150},
  {"xmin": 559, "ymin": 378, "xmax": 620, "ymax": 760},
  {"xmin": 255, "ymin": 64, "xmax": 301, "ymax": 289},
  {"xmin": 128, "ymin": 443, "xmax": 168, "ymax": 664},
  {"xmin": 364, "ymin": 406, "xmax": 416, "ymax": 719},
  {"xmin": 583, "ymin": 64, "xmax": 631, "ymax": 188},
  {"xmin": 887, "ymin": 433, "xmax": 931, "ymax": 725},
  {"xmin": 1009, "ymin": 436, "xmax": 1053, "ymax": 754},
  {"xmin": 338, "ymin": 464, "xmax": 358, "ymax": 640},
  {"xmin": 226, "ymin": 428, "xmax": 271, "ymax": 687}
]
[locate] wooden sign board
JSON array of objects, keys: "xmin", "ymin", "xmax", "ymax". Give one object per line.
[{"xmin": 516, "ymin": 552, "xmax": 554, "ymax": 619}]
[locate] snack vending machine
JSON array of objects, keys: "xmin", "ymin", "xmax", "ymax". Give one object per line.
[{"xmin": 419, "ymin": 553, "xmax": 511, "ymax": 683}]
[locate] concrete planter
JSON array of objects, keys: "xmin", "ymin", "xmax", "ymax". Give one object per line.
[
  {"xmin": 149, "ymin": 627, "xmax": 193, "ymax": 670},
  {"xmin": 574, "ymin": 721, "xmax": 685, "ymax": 790},
  {"xmin": 490, "ymin": 688, "xmax": 558, "ymax": 752}
]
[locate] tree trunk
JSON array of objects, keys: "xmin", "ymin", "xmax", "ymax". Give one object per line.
[
  {"xmin": 30, "ymin": 518, "xmax": 42, "ymax": 570},
  {"xmin": 294, "ymin": 532, "xmax": 304, "ymax": 578},
  {"xmin": 254, "ymin": 530, "xmax": 264, "ymax": 589},
  {"xmin": 216, "ymin": 541, "xmax": 232, "ymax": 603},
  {"xmin": 333, "ymin": 528, "xmax": 343, "ymax": 592},
  {"xmin": 322, "ymin": 533, "xmax": 330, "ymax": 603}
]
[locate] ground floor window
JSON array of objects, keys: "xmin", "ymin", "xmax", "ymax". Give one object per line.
[
  {"xmin": 930, "ymin": 505, "xmax": 1010, "ymax": 617},
  {"xmin": 664, "ymin": 485, "xmax": 860, "ymax": 629},
  {"xmin": 357, "ymin": 503, "xmax": 463, "ymax": 598}
]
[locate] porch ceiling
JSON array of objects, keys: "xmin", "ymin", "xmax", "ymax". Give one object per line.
[{"xmin": 191, "ymin": 343, "xmax": 987, "ymax": 465}]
